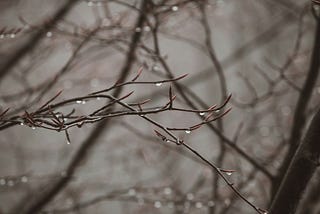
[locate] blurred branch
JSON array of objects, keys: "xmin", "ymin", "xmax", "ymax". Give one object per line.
[{"xmin": 0, "ymin": 0, "xmax": 79, "ymax": 83}]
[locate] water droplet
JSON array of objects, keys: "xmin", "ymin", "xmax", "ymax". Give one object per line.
[
  {"xmin": 21, "ymin": 176, "xmax": 28, "ymax": 183},
  {"xmin": 155, "ymin": 82, "xmax": 162, "ymax": 87},
  {"xmin": 7, "ymin": 180, "xmax": 14, "ymax": 186},
  {"xmin": 20, "ymin": 122, "xmax": 24, "ymax": 126},
  {"xmin": 31, "ymin": 127, "xmax": 36, "ymax": 130},
  {"xmin": 66, "ymin": 140, "xmax": 71, "ymax": 145},
  {"xmin": 195, "ymin": 202, "xmax": 203, "ymax": 208},
  {"xmin": 226, "ymin": 171, "xmax": 233, "ymax": 176},
  {"xmin": 154, "ymin": 201, "xmax": 162, "ymax": 208},
  {"xmin": 77, "ymin": 122, "xmax": 84, "ymax": 128},
  {"xmin": 128, "ymin": 188, "xmax": 136, "ymax": 196},
  {"xmin": 172, "ymin": 6, "xmax": 179, "ymax": 11},
  {"xmin": 207, "ymin": 201, "xmax": 215, "ymax": 207},
  {"xmin": 186, "ymin": 193, "xmax": 194, "ymax": 200},
  {"xmin": 10, "ymin": 33, "xmax": 15, "ymax": 38},
  {"xmin": 96, "ymin": 97, "xmax": 101, "ymax": 100},
  {"xmin": 164, "ymin": 187, "xmax": 172, "ymax": 195},
  {"xmin": 81, "ymin": 100, "xmax": 86, "ymax": 104},
  {"xmin": 152, "ymin": 65, "xmax": 160, "ymax": 71},
  {"xmin": 0, "ymin": 178, "xmax": 6, "ymax": 185},
  {"xmin": 87, "ymin": 1, "xmax": 93, "ymax": 6},
  {"xmin": 135, "ymin": 27, "xmax": 141, "ymax": 32},
  {"xmin": 185, "ymin": 130, "xmax": 191, "ymax": 134},
  {"xmin": 46, "ymin": 31, "xmax": 52, "ymax": 37},
  {"xmin": 0, "ymin": 34, "xmax": 4, "ymax": 39},
  {"xmin": 199, "ymin": 112, "xmax": 205, "ymax": 116},
  {"xmin": 143, "ymin": 26, "xmax": 151, "ymax": 32},
  {"xmin": 215, "ymin": 109, "xmax": 221, "ymax": 113},
  {"xmin": 224, "ymin": 198, "xmax": 231, "ymax": 207},
  {"xmin": 76, "ymin": 100, "xmax": 82, "ymax": 104}
]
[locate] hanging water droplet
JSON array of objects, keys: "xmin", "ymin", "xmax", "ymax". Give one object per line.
[
  {"xmin": 76, "ymin": 100, "xmax": 82, "ymax": 104},
  {"xmin": 0, "ymin": 34, "xmax": 4, "ymax": 39},
  {"xmin": 172, "ymin": 6, "xmax": 179, "ymax": 11},
  {"xmin": 154, "ymin": 201, "xmax": 162, "ymax": 208},
  {"xmin": 164, "ymin": 187, "xmax": 172, "ymax": 195},
  {"xmin": 224, "ymin": 198, "xmax": 231, "ymax": 207},
  {"xmin": 195, "ymin": 202, "xmax": 203, "ymax": 208},
  {"xmin": 135, "ymin": 27, "xmax": 141, "ymax": 32},
  {"xmin": 185, "ymin": 129, "xmax": 191, "ymax": 134},
  {"xmin": 143, "ymin": 26, "xmax": 151, "ymax": 32},
  {"xmin": 21, "ymin": 176, "xmax": 28, "ymax": 183},
  {"xmin": 96, "ymin": 97, "xmax": 101, "ymax": 100},
  {"xmin": 46, "ymin": 31, "xmax": 52, "ymax": 37},
  {"xmin": 87, "ymin": 1, "xmax": 93, "ymax": 6},
  {"xmin": 7, "ymin": 180, "xmax": 14, "ymax": 186},
  {"xmin": 128, "ymin": 188, "xmax": 136, "ymax": 196},
  {"xmin": 10, "ymin": 33, "xmax": 15, "ymax": 38},
  {"xmin": 0, "ymin": 178, "xmax": 6, "ymax": 185},
  {"xmin": 81, "ymin": 100, "xmax": 86, "ymax": 104},
  {"xmin": 155, "ymin": 82, "xmax": 162, "ymax": 87},
  {"xmin": 199, "ymin": 112, "xmax": 205, "ymax": 116},
  {"xmin": 152, "ymin": 65, "xmax": 160, "ymax": 71},
  {"xmin": 31, "ymin": 127, "xmax": 36, "ymax": 130},
  {"xmin": 66, "ymin": 140, "xmax": 71, "ymax": 145},
  {"xmin": 215, "ymin": 109, "xmax": 221, "ymax": 113},
  {"xmin": 20, "ymin": 122, "xmax": 24, "ymax": 126},
  {"xmin": 187, "ymin": 193, "xmax": 194, "ymax": 200},
  {"xmin": 226, "ymin": 171, "xmax": 233, "ymax": 176}
]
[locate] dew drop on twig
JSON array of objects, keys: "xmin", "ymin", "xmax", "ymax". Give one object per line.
[
  {"xmin": 0, "ymin": 178, "xmax": 6, "ymax": 185},
  {"xmin": 226, "ymin": 171, "xmax": 233, "ymax": 176},
  {"xmin": 195, "ymin": 202, "xmax": 203, "ymax": 208},
  {"xmin": 185, "ymin": 130, "xmax": 191, "ymax": 134},
  {"xmin": 187, "ymin": 193, "xmax": 194, "ymax": 200},
  {"xmin": 154, "ymin": 201, "xmax": 162, "ymax": 208},
  {"xmin": 164, "ymin": 187, "xmax": 172, "ymax": 195},
  {"xmin": 155, "ymin": 82, "xmax": 162, "ymax": 87},
  {"xmin": 21, "ymin": 176, "xmax": 28, "ymax": 183},
  {"xmin": 172, "ymin": 6, "xmax": 179, "ymax": 11},
  {"xmin": 199, "ymin": 112, "xmax": 205, "ymax": 116},
  {"xmin": 46, "ymin": 31, "xmax": 52, "ymax": 37}
]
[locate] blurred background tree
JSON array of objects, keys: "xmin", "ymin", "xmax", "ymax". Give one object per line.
[{"xmin": 0, "ymin": 0, "xmax": 319, "ymax": 213}]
